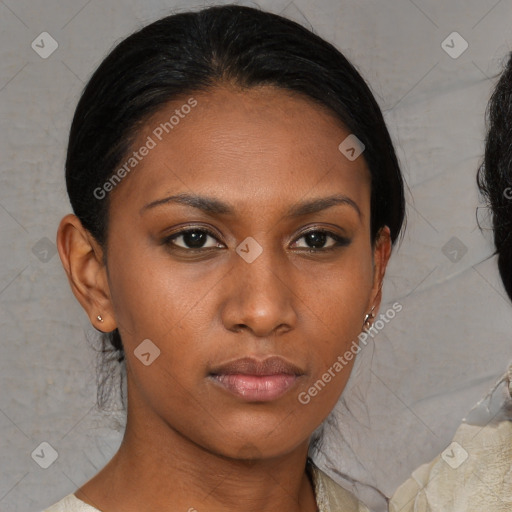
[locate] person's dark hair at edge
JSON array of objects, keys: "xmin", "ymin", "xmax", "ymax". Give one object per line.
[
  {"xmin": 65, "ymin": 4, "xmax": 405, "ymax": 409},
  {"xmin": 478, "ymin": 52, "xmax": 512, "ymax": 302}
]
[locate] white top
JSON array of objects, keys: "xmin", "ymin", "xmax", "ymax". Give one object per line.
[
  {"xmin": 42, "ymin": 460, "xmax": 370, "ymax": 512},
  {"xmin": 42, "ymin": 494, "xmax": 93, "ymax": 512}
]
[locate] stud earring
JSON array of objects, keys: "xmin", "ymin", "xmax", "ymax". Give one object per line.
[
  {"xmin": 363, "ymin": 306, "xmax": 375, "ymax": 329},
  {"xmin": 97, "ymin": 315, "xmax": 104, "ymax": 322}
]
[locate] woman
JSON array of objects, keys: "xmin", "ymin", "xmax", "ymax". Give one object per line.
[
  {"xmin": 46, "ymin": 5, "xmax": 405, "ymax": 511},
  {"xmin": 389, "ymin": 53, "xmax": 512, "ymax": 512}
]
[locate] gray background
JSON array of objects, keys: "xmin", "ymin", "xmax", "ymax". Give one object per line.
[{"xmin": 1, "ymin": 1, "xmax": 512, "ymax": 511}]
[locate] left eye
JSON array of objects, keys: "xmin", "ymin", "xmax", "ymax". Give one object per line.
[
  {"xmin": 292, "ymin": 230, "xmax": 348, "ymax": 250},
  {"xmin": 166, "ymin": 229, "xmax": 223, "ymax": 249}
]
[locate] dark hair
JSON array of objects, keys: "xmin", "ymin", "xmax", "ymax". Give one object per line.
[
  {"xmin": 477, "ymin": 52, "xmax": 512, "ymax": 301},
  {"xmin": 65, "ymin": 4, "xmax": 406, "ymax": 407}
]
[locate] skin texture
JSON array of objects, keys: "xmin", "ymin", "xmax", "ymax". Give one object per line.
[{"xmin": 57, "ymin": 84, "xmax": 392, "ymax": 512}]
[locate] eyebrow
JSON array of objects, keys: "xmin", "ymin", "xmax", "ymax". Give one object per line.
[{"xmin": 140, "ymin": 192, "xmax": 361, "ymax": 218}]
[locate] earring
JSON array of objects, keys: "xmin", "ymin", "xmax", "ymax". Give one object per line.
[
  {"xmin": 97, "ymin": 315, "xmax": 104, "ymax": 323},
  {"xmin": 363, "ymin": 306, "xmax": 375, "ymax": 329}
]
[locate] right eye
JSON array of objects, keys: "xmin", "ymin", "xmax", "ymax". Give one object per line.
[{"xmin": 163, "ymin": 228, "xmax": 224, "ymax": 251}]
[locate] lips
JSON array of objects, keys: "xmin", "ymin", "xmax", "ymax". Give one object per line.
[
  {"xmin": 210, "ymin": 356, "xmax": 305, "ymax": 377},
  {"xmin": 209, "ymin": 356, "xmax": 305, "ymax": 402}
]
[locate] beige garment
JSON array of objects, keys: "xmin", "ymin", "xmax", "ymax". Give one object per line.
[
  {"xmin": 308, "ymin": 459, "xmax": 371, "ymax": 511},
  {"xmin": 389, "ymin": 366, "xmax": 512, "ymax": 512},
  {"xmin": 42, "ymin": 459, "xmax": 370, "ymax": 512}
]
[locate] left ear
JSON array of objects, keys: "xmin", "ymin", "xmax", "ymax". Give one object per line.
[{"xmin": 368, "ymin": 226, "xmax": 392, "ymax": 313}]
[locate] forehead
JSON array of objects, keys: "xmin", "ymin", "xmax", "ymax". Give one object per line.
[{"xmin": 109, "ymin": 85, "xmax": 371, "ymax": 215}]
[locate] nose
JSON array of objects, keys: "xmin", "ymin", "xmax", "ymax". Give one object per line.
[{"xmin": 219, "ymin": 246, "xmax": 298, "ymax": 338}]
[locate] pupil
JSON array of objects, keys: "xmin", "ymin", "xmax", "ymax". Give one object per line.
[
  {"xmin": 184, "ymin": 230, "xmax": 206, "ymax": 248},
  {"xmin": 306, "ymin": 232, "xmax": 326, "ymax": 248}
]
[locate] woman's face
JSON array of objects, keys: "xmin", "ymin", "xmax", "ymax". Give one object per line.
[{"xmin": 83, "ymin": 85, "xmax": 390, "ymax": 459}]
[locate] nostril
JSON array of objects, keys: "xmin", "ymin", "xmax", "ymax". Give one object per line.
[{"xmin": 232, "ymin": 324, "xmax": 247, "ymax": 333}]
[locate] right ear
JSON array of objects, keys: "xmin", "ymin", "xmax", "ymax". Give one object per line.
[{"xmin": 56, "ymin": 214, "xmax": 117, "ymax": 333}]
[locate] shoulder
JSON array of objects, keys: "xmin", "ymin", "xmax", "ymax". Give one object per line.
[
  {"xmin": 42, "ymin": 493, "xmax": 102, "ymax": 512},
  {"xmin": 308, "ymin": 460, "xmax": 371, "ymax": 512},
  {"xmin": 390, "ymin": 366, "xmax": 512, "ymax": 512},
  {"xmin": 389, "ymin": 419, "xmax": 512, "ymax": 512}
]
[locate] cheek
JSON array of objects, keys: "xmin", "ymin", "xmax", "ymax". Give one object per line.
[
  {"xmin": 105, "ymin": 236, "xmax": 213, "ymax": 344},
  {"xmin": 294, "ymin": 243, "xmax": 374, "ymax": 332},
  {"xmin": 105, "ymin": 248, "xmax": 210, "ymax": 406},
  {"xmin": 292, "ymin": 245, "xmax": 374, "ymax": 403}
]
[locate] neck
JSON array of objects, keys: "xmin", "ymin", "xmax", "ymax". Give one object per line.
[{"xmin": 76, "ymin": 386, "xmax": 318, "ymax": 512}]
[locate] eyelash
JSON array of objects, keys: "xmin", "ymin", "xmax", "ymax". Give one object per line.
[{"xmin": 162, "ymin": 227, "xmax": 351, "ymax": 254}]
